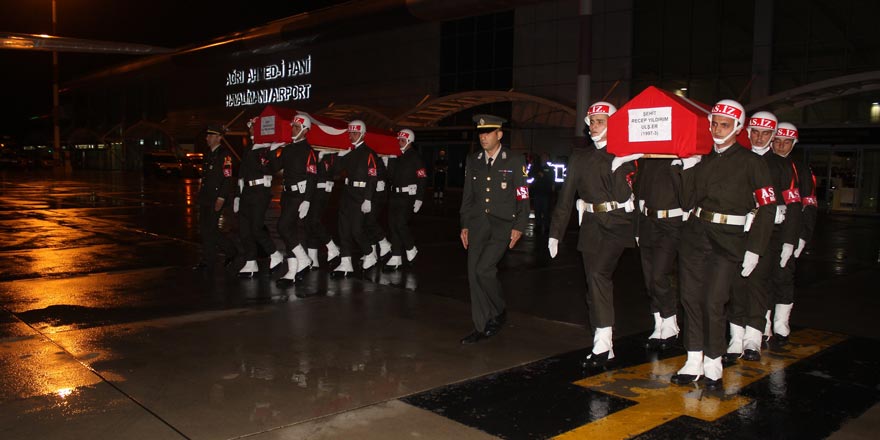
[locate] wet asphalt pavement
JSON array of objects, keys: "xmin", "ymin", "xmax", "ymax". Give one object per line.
[{"xmin": 0, "ymin": 168, "xmax": 878, "ymax": 439}]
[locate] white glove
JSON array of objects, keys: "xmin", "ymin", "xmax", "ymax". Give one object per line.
[
  {"xmin": 238, "ymin": 178, "xmax": 244, "ymax": 193},
  {"xmin": 576, "ymin": 199, "xmax": 587, "ymax": 226},
  {"xmin": 672, "ymin": 155, "xmax": 702, "ymax": 170},
  {"xmin": 361, "ymin": 199, "xmax": 371, "ymax": 214},
  {"xmin": 233, "ymin": 197, "xmax": 240, "ymax": 213},
  {"xmin": 270, "ymin": 142, "xmax": 284, "ymax": 151},
  {"xmin": 337, "ymin": 148, "xmax": 351, "ymax": 157},
  {"xmin": 381, "ymin": 156, "xmax": 389, "ymax": 166},
  {"xmin": 794, "ymin": 238, "xmax": 806, "ymax": 258},
  {"xmin": 548, "ymin": 238, "xmax": 559, "ymax": 258},
  {"xmin": 413, "ymin": 200, "xmax": 422, "ymax": 213},
  {"xmin": 635, "ymin": 236, "xmax": 640, "ymax": 247},
  {"xmin": 318, "ymin": 151, "xmax": 327, "ymax": 160},
  {"xmin": 298, "ymin": 201, "xmax": 310, "ymax": 219},
  {"xmin": 779, "ymin": 243, "xmax": 794, "ymax": 268},
  {"xmin": 741, "ymin": 251, "xmax": 759, "ymax": 277},
  {"xmin": 611, "ymin": 153, "xmax": 643, "ymax": 172}
]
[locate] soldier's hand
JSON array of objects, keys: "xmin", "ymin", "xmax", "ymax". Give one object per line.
[
  {"xmin": 361, "ymin": 200, "xmax": 372, "ymax": 214},
  {"xmin": 794, "ymin": 238, "xmax": 806, "ymax": 258},
  {"xmin": 214, "ymin": 197, "xmax": 225, "ymax": 212},
  {"xmin": 299, "ymin": 201, "xmax": 310, "ymax": 219},
  {"xmin": 233, "ymin": 197, "xmax": 240, "ymax": 213},
  {"xmin": 548, "ymin": 237, "xmax": 559, "ymax": 258},
  {"xmin": 509, "ymin": 229, "xmax": 523, "ymax": 249},
  {"xmin": 460, "ymin": 229, "xmax": 469, "ymax": 249},
  {"xmin": 779, "ymin": 243, "xmax": 794, "ymax": 268},
  {"xmin": 741, "ymin": 251, "xmax": 759, "ymax": 277},
  {"xmin": 413, "ymin": 200, "xmax": 422, "ymax": 213}
]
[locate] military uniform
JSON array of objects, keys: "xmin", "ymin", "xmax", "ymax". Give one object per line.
[
  {"xmin": 305, "ymin": 153, "xmax": 338, "ymax": 259},
  {"xmin": 196, "ymin": 144, "xmax": 237, "ymax": 266},
  {"xmin": 238, "ymin": 144, "xmax": 279, "ymax": 264},
  {"xmin": 364, "ymin": 155, "xmax": 389, "ymax": 255},
  {"xmin": 529, "ymin": 159, "xmax": 555, "ymax": 235},
  {"xmin": 728, "ymin": 150, "xmax": 802, "ymax": 351},
  {"xmin": 271, "ymin": 139, "xmax": 317, "ymax": 258},
  {"xmin": 337, "ymin": 142, "xmax": 380, "ymax": 260},
  {"xmin": 388, "ymin": 146, "xmax": 427, "ymax": 260},
  {"xmin": 461, "ymin": 146, "xmax": 529, "ymax": 334},
  {"xmin": 677, "ymin": 143, "xmax": 776, "ymax": 360},
  {"xmin": 633, "ymin": 158, "xmax": 687, "ymax": 341}
]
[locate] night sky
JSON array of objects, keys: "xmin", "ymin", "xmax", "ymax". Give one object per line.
[{"xmin": 0, "ymin": 0, "xmax": 343, "ymax": 138}]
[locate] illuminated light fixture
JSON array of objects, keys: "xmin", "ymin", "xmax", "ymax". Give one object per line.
[
  {"xmin": 674, "ymin": 87, "xmax": 688, "ymax": 97},
  {"xmin": 871, "ymin": 102, "xmax": 880, "ymax": 123},
  {"xmin": 0, "ymin": 37, "xmax": 36, "ymax": 49}
]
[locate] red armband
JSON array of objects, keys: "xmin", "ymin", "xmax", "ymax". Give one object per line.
[
  {"xmin": 782, "ymin": 188, "xmax": 801, "ymax": 204},
  {"xmin": 754, "ymin": 186, "xmax": 777, "ymax": 206},
  {"xmin": 416, "ymin": 168, "xmax": 427, "ymax": 178},
  {"xmin": 223, "ymin": 156, "xmax": 232, "ymax": 177},
  {"xmin": 306, "ymin": 151, "xmax": 317, "ymax": 174},
  {"xmin": 802, "ymin": 196, "xmax": 818, "ymax": 207},
  {"xmin": 516, "ymin": 186, "xmax": 530, "ymax": 200}
]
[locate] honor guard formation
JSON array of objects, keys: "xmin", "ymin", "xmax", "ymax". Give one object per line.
[{"xmin": 193, "ymin": 96, "xmax": 818, "ymax": 391}]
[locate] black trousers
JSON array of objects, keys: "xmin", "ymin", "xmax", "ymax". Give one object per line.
[
  {"xmin": 305, "ymin": 192, "xmax": 332, "ymax": 249},
  {"xmin": 277, "ymin": 192, "xmax": 306, "ymax": 255},
  {"xmin": 364, "ymin": 190, "xmax": 387, "ymax": 244},
  {"xmin": 338, "ymin": 195, "xmax": 372, "ymax": 258},
  {"xmin": 729, "ymin": 234, "xmax": 778, "ymax": 330},
  {"xmin": 533, "ymin": 194, "xmax": 551, "ymax": 235},
  {"xmin": 770, "ymin": 248, "xmax": 796, "ymax": 305},
  {"xmin": 388, "ymin": 194, "xmax": 415, "ymax": 256},
  {"xmin": 466, "ymin": 215, "xmax": 510, "ymax": 332},
  {"xmin": 638, "ymin": 216, "xmax": 683, "ymax": 318},
  {"xmin": 198, "ymin": 203, "xmax": 236, "ymax": 265},
  {"xmin": 679, "ymin": 220, "xmax": 739, "ymax": 358},
  {"xmin": 581, "ymin": 232, "xmax": 626, "ymax": 329},
  {"xmin": 239, "ymin": 187, "xmax": 276, "ymax": 260}
]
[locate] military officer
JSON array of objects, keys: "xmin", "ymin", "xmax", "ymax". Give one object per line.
[
  {"xmin": 459, "ymin": 114, "xmax": 529, "ymax": 344},
  {"xmin": 193, "ymin": 123, "xmax": 237, "ymax": 270},
  {"xmin": 236, "ymin": 117, "xmax": 284, "ymax": 278},
  {"xmin": 767, "ymin": 122, "xmax": 816, "ymax": 346},
  {"xmin": 671, "ymin": 99, "xmax": 776, "ymax": 390},
  {"xmin": 385, "ymin": 129, "xmax": 427, "ymax": 271},
  {"xmin": 272, "ymin": 114, "xmax": 319, "ymax": 287},
  {"xmin": 305, "ymin": 149, "xmax": 341, "ymax": 270},
  {"xmin": 724, "ymin": 112, "xmax": 803, "ymax": 364},
  {"xmin": 331, "ymin": 119, "xmax": 381, "ymax": 276},
  {"xmin": 548, "ymin": 102, "xmax": 636, "ymax": 368}
]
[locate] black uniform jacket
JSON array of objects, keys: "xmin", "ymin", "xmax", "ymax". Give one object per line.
[
  {"xmin": 338, "ymin": 143, "xmax": 380, "ymax": 204},
  {"xmin": 460, "ymin": 147, "xmax": 530, "ymax": 232},
  {"xmin": 388, "ymin": 147, "xmax": 427, "ymax": 201},
  {"xmin": 549, "ymin": 145, "xmax": 636, "ymax": 251},
  {"xmin": 633, "ymin": 158, "xmax": 685, "ymax": 239},
  {"xmin": 761, "ymin": 151, "xmax": 803, "ymax": 246},
  {"xmin": 794, "ymin": 160, "xmax": 818, "ymax": 243},
  {"xmin": 198, "ymin": 145, "xmax": 235, "ymax": 206},
  {"xmin": 239, "ymin": 144, "xmax": 274, "ymax": 192},
  {"xmin": 679, "ymin": 143, "xmax": 776, "ymax": 259},
  {"xmin": 270, "ymin": 139, "xmax": 317, "ymax": 202}
]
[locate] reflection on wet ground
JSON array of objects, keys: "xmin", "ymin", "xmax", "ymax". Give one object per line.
[{"xmin": 0, "ymin": 169, "xmax": 878, "ymax": 439}]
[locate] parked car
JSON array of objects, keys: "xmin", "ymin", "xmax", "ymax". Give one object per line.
[{"xmin": 143, "ymin": 152, "xmax": 183, "ymax": 177}]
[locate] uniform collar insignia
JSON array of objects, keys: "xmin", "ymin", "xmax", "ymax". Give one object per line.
[
  {"xmin": 501, "ymin": 151, "xmax": 507, "ymax": 160},
  {"xmin": 477, "ymin": 152, "xmax": 483, "ymax": 159}
]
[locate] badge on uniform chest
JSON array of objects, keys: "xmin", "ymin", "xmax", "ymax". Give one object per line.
[{"xmin": 501, "ymin": 181, "xmax": 507, "ymax": 189}]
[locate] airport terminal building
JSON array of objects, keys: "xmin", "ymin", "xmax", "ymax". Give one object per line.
[{"xmin": 58, "ymin": 0, "xmax": 880, "ymax": 212}]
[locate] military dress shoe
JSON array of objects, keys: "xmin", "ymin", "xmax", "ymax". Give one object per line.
[
  {"xmin": 645, "ymin": 338, "xmax": 660, "ymax": 350},
  {"xmin": 581, "ymin": 351, "xmax": 611, "ymax": 369},
  {"xmin": 238, "ymin": 271, "xmax": 258, "ymax": 279},
  {"xmin": 670, "ymin": 373, "xmax": 701, "ymax": 385},
  {"xmin": 721, "ymin": 352, "xmax": 741, "ymax": 367},
  {"xmin": 742, "ymin": 349, "xmax": 761, "ymax": 361},
  {"xmin": 460, "ymin": 330, "xmax": 485, "ymax": 345},
  {"xmin": 276, "ymin": 277, "xmax": 296, "ymax": 288},
  {"xmin": 701, "ymin": 377, "xmax": 724, "ymax": 391},
  {"xmin": 772, "ymin": 333, "xmax": 789, "ymax": 347}
]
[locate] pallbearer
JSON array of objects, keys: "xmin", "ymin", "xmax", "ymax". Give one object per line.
[{"xmin": 385, "ymin": 129, "xmax": 427, "ymax": 271}]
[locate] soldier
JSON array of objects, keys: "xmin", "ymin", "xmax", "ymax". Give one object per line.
[
  {"xmin": 529, "ymin": 153, "xmax": 555, "ymax": 237},
  {"xmin": 767, "ymin": 122, "xmax": 816, "ymax": 346},
  {"xmin": 634, "ymin": 152, "xmax": 696, "ymax": 350},
  {"xmin": 670, "ymin": 99, "xmax": 776, "ymax": 390},
  {"xmin": 385, "ymin": 129, "xmax": 427, "ymax": 271},
  {"xmin": 723, "ymin": 112, "xmax": 802, "ymax": 364},
  {"xmin": 459, "ymin": 114, "xmax": 529, "ymax": 344},
  {"xmin": 272, "ymin": 114, "xmax": 318, "ymax": 287},
  {"xmin": 331, "ymin": 119, "xmax": 380, "ymax": 277},
  {"xmin": 433, "ymin": 149, "xmax": 448, "ymax": 201},
  {"xmin": 548, "ymin": 102, "xmax": 637, "ymax": 368},
  {"xmin": 193, "ymin": 123, "xmax": 237, "ymax": 270},
  {"xmin": 235, "ymin": 118, "xmax": 285, "ymax": 278},
  {"xmin": 364, "ymin": 151, "xmax": 392, "ymax": 262},
  {"xmin": 305, "ymin": 149, "xmax": 341, "ymax": 270}
]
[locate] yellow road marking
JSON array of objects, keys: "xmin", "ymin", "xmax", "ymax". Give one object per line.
[{"xmin": 554, "ymin": 329, "xmax": 846, "ymax": 440}]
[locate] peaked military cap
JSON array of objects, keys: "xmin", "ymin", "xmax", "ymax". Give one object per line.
[
  {"xmin": 205, "ymin": 123, "xmax": 226, "ymax": 135},
  {"xmin": 473, "ymin": 114, "xmax": 507, "ymax": 133}
]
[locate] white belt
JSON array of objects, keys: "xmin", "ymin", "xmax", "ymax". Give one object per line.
[
  {"xmin": 774, "ymin": 205, "xmax": 787, "ymax": 224},
  {"xmin": 695, "ymin": 207, "xmax": 747, "ymax": 226},
  {"xmin": 345, "ymin": 178, "xmax": 366, "ymax": 188},
  {"xmin": 246, "ymin": 176, "xmax": 271, "ymax": 187},
  {"xmin": 640, "ymin": 203, "xmax": 687, "ymax": 219},
  {"xmin": 576, "ymin": 196, "xmax": 635, "ymax": 225},
  {"xmin": 394, "ymin": 184, "xmax": 418, "ymax": 195},
  {"xmin": 317, "ymin": 181, "xmax": 335, "ymax": 193}
]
